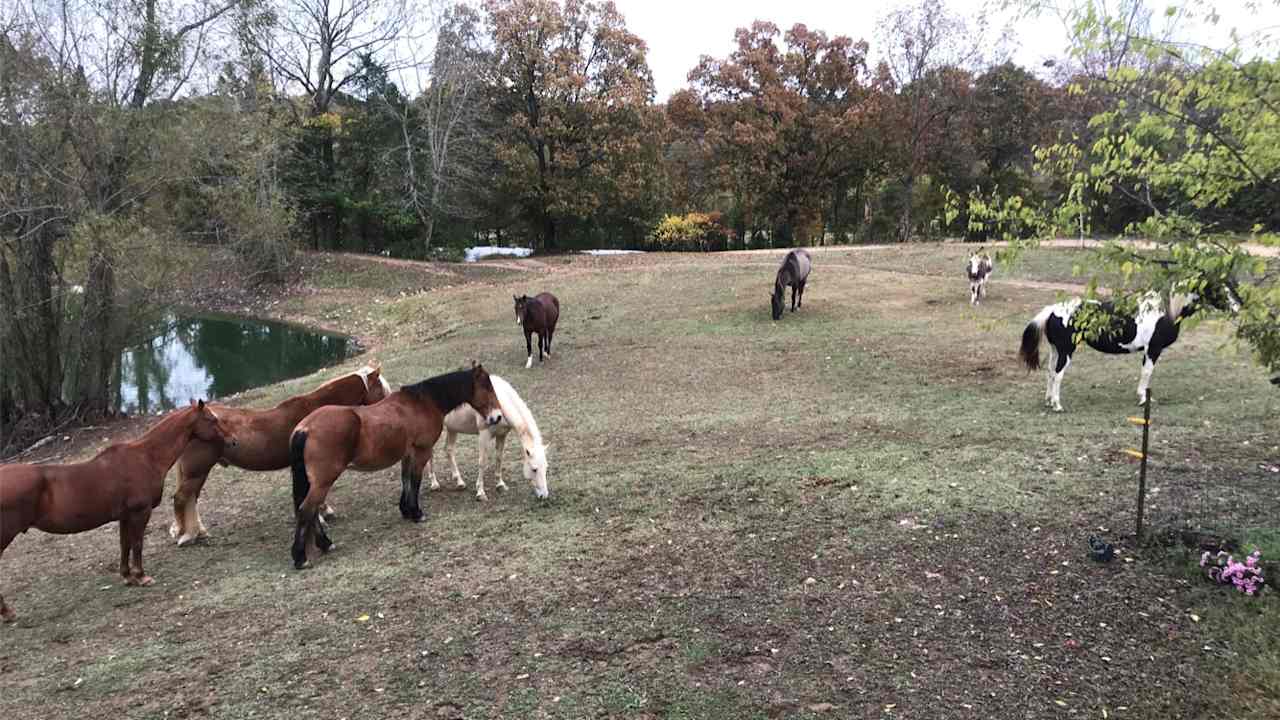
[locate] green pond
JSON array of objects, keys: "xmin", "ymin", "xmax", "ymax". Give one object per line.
[{"xmin": 117, "ymin": 312, "xmax": 353, "ymax": 414}]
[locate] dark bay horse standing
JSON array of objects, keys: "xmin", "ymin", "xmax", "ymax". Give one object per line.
[
  {"xmin": 514, "ymin": 293, "xmax": 560, "ymax": 369},
  {"xmin": 0, "ymin": 400, "xmax": 234, "ymax": 622},
  {"xmin": 771, "ymin": 249, "xmax": 812, "ymax": 320},
  {"xmin": 169, "ymin": 365, "xmax": 391, "ymax": 546},
  {"xmin": 288, "ymin": 363, "xmax": 502, "ymax": 569},
  {"xmin": 1019, "ymin": 282, "xmax": 1241, "ymax": 412}
]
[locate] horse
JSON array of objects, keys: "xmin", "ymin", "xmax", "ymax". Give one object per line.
[
  {"xmin": 169, "ymin": 365, "xmax": 391, "ymax": 546},
  {"xmin": 287, "ymin": 363, "xmax": 502, "ymax": 569},
  {"xmin": 0, "ymin": 400, "xmax": 234, "ymax": 622},
  {"xmin": 967, "ymin": 249, "xmax": 993, "ymax": 305},
  {"xmin": 771, "ymin": 249, "xmax": 811, "ymax": 320},
  {"xmin": 426, "ymin": 374, "xmax": 549, "ymax": 501},
  {"xmin": 514, "ymin": 293, "xmax": 560, "ymax": 369},
  {"xmin": 1018, "ymin": 281, "xmax": 1241, "ymax": 412}
]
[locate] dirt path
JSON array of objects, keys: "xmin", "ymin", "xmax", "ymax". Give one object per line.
[{"xmin": 724, "ymin": 237, "xmax": 1280, "ymax": 257}]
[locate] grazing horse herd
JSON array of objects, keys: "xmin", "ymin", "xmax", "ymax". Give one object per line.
[{"xmin": 0, "ymin": 246, "xmax": 1249, "ymax": 622}]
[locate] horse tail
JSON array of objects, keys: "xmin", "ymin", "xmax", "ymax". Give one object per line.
[
  {"xmin": 290, "ymin": 430, "xmax": 310, "ymax": 511},
  {"xmin": 1019, "ymin": 307, "xmax": 1051, "ymax": 371}
]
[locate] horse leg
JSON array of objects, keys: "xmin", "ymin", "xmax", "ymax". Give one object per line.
[
  {"xmin": 400, "ymin": 457, "xmax": 418, "ymax": 519},
  {"xmin": 474, "ymin": 430, "xmax": 488, "ymax": 502},
  {"xmin": 1137, "ymin": 350, "xmax": 1160, "ymax": 405},
  {"xmin": 538, "ymin": 331, "xmax": 545, "ymax": 363},
  {"xmin": 525, "ymin": 330, "xmax": 534, "ymax": 369},
  {"xmin": 124, "ymin": 507, "xmax": 155, "ymax": 586},
  {"xmin": 1044, "ymin": 347, "xmax": 1058, "ymax": 406},
  {"xmin": 1050, "ymin": 353, "xmax": 1071, "ymax": 413},
  {"xmin": 446, "ymin": 430, "xmax": 466, "ymax": 490},
  {"xmin": 1, "ymin": 521, "xmax": 21, "ymax": 621},
  {"xmin": 797, "ymin": 280, "xmax": 806, "ymax": 309},
  {"xmin": 119, "ymin": 513, "xmax": 134, "ymax": 582},
  {"xmin": 493, "ymin": 431, "xmax": 509, "ymax": 494},
  {"xmin": 293, "ymin": 473, "xmax": 335, "ymax": 570},
  {"xmin": 545, "ymin": 327, "xmax": 553, "ymax": 357},
  {"xmin": 171, "ymin": 449, "xmax": 215, "ymax": 546},
  {"xmin": 427, "ymin": 453, "xmax": 441, "ymax": 491},
  {"xmin": 405, "ymin": 447, "xmax": 430, "ymax": 523}
]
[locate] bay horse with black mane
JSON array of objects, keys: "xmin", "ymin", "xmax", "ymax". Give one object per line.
[
  {"xmin": 1019, "ymin": 280, "xmax": 1241, "ymax": 412},
  {"xmin": 514, "ymin": 293, "xmax": 560, "ymax": 369},
  {"xmin": 169, "ymin": 365, "xmax": 391, "ymax": 546},
  {"xmin": 0, "ymin": 400, "xmax": 234, "ymax": 622},
  {"xmin": 772, "ymin": 249, "xmax": 811, "ymax": 320},
  {"xmin": 288, "ymin": 363, "xmax": 501, "ymax": 569}
]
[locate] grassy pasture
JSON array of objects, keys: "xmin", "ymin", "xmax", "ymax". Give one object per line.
[{"xmin": 1, "ymin": 245, "xmax": 1276, "ymax": 719}]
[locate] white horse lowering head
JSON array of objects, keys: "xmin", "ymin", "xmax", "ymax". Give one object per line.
[{"xmin": 522, "ymin": 441, "xmax": 550, "ymax": 499}]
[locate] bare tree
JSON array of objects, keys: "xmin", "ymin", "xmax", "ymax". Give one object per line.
[
  {"xmin": 376, "ymin": 2, "xmax": 486, "ymax": 251},
  {"xmin": 0, "ymin": 0, "xmax": 234, "ymax": 447},
  {"xmin": 244, "ymin": 0, "xmax": 412, "ymax": 248},
  {"xmin": 879, "ymin": 0, "xmax": 986, "ymax": 241}
]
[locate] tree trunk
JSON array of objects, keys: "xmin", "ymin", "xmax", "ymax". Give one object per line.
[
  {"xmin": 74, "ymin": 239, "xmax": 116, "ymax": 419},
  {"xmin": 898, "ymin": 175, "xmax": 915, "ymax": 242}
]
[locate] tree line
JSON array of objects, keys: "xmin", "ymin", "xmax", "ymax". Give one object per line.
[{"xmin": 2, "ymin": 0, "xmax": 1278, "ymax": 451}]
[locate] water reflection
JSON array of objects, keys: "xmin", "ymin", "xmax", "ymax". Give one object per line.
[{"xmin": 117, "ymin": 313, "xmax": 352, "ymax": 414}]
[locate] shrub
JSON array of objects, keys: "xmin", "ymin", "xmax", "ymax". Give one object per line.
[{"xmin": 645, "ymin": 212, "xmax": 730, "ymax": 252}]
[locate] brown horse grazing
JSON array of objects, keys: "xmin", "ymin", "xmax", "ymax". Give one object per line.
[
  {"xmin": 514, "ymin": 293, "xmax": 560, "ymax": 369},
  {"xmin": 0, "ymin": 400, "xmax": 234, "ymax": 622},
  {"xmin": 168, "ymin": 365, "xmax": 391, "ymax": 546},
  {"xmin": 288, "ymin": 363, "xmax": 502, "ymax": 569}
]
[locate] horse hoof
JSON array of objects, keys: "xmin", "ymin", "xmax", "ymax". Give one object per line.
[
  {"xmin": 321, "ymin": 505, "xmax": 337, "ymax": 521},
  {"xmin": 175, "ymin": 534, "xmax": 198, "ymax": 547},
  {"xmin": 168, "ymin": 523, "xmax": 179, "ymax": 538},
  {"xmin": 525, "ymin": 357, "xmax": 533, "ymax": 369},
  {"xmin": 495, "ymin": 482, "xmax": 508, "ymax": 492},
  {"xmin": 320, "ymin": 542, "xmax": 337, "ymax": 554},
  {"xmin": 475, "ymin": 492, "xmax": 487, "ymax": 502},
  {"xmin": 294, "ymin": 559, "xmax": 310, "ymax": 570},
  {"xmin": 1, "ymin": 606, "xmax": 16, "ymax": 623}
]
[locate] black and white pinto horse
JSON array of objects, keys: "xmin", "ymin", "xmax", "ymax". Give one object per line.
[
  {"xmin": 771, "ymin": 249, "xmax": 812, "ymax": 320},
  {"xmin": 1019, "ymin": 282, "xmax": 1240, "ymax": 411},
  {"xmin": 966, "ymin": 249, "xmax": 993, "ymax": 305}
]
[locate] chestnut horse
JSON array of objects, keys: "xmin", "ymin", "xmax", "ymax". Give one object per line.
[
  {"xmin": 288, "ymin": 363, "xmax": 502, "ymax": 569},
  {"xmin": 168, "ymin": 365, "xmax": 391, "ymax": 545},
  {"xmin": 514, "ymin": 293, "xmax": 560, "ymax": 369},
  {"xmin": 0, "ymin": 400, "xmax": 234, "ymax": 622}
]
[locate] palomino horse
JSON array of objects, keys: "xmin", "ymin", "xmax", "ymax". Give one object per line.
[
  {"xmin": 288, "ymin": 363, "xmax": 502, "ymax": 569},
  {"xmin": 0, "ymin": 400, "xmax": 234, "ymax": 622},
  {"xmin": 1019, "ymin": 280, "xmax": 1241, "ymax": 411},
  {"xmin": 514, "ymin": 293, "xmax": 560, "ymax": 369},
  {"xmin": 169, "ymin": 365, "xmax": 391, "ymax": 545},
  {"xmin": 967, "ymin": 249, "xmax": 993, "ymax": 305},
  {"xmin": 771, "ymin": 249, "xmax": 811, "ymax": 320},
  {"xmin": 426, "ymin": 374, "xmax": 549, "ymax": 501}
]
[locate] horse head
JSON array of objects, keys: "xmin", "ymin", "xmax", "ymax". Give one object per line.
[
  {"xmin": 469, "ymin": 362, "xmax": 504, "ymax": 427},
  {"xmin": 770, "ymin": 282, "xmax": 785, "ymax": 320},
  {"xmin": 357, "ymin": 365, "xmax": 392, "ymax": 404},
  {"xmin": 523, "ymin": 442, "xmax": 550, "ymax": 499},
  {"xmin": 190, "ymin": 399, "xmax": 237, "ymax": 447},
  {"xmin": 513, "ymin": 295, "xmax": 529, "ymax": 324}
]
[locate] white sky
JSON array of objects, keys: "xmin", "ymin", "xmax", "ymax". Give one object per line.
[{"xmin": 606, "ymin": 0, "xmax": 1280, "ymax": 101}]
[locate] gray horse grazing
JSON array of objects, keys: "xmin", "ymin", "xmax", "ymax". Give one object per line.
[{"xmin": 771, "ymin": 249, "xmax": 812, "ymax": 320}]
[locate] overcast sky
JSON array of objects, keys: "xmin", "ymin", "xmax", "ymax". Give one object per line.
[{"xmin": 604, "ymin": 0, "xmax": 1280, "ymax": 101}]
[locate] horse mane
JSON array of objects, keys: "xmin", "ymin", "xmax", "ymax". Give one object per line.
[
  {"xmin": 490, "ymin": 375, "xmax": 543, "ymax": 450},
  {"xmin": 400, "ymin": 369, "xmax": 476, "ymax": 413}
]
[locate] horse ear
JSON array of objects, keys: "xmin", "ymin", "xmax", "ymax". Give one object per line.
[{"xmin": 197, "ymin": 399, "xmax": 206, "ymax": 410}]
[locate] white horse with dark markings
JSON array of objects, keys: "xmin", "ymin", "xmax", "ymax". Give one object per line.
[
  {"xmin": 966, "ymin": 249, "xmax": 993, "ymax": 305},
  {"xmin": 1018, "ymin": 280, "xmax": 1241, "ymax": 411},
  {"xmin": 426, "ymin": 375, "xmax": 549, "ymax": 500}
]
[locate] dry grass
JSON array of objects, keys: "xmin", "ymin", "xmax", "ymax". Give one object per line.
[{"xmin": 2, "ymin": 245, "xmax": 1277, "ymax": 720}]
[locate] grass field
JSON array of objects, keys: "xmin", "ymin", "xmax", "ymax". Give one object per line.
[{"xmin": 2, "ymin": 244, "xmax": 1277, "ymax": 719}]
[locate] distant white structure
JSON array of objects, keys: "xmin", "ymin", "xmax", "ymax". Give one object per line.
[
  {"xmin": 464, "ymin": 246, "xmax": 533, "ymax": 263},
  {"xmin": 580, "ymin": 249, "xmax": 644, "ymax": 256}
]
